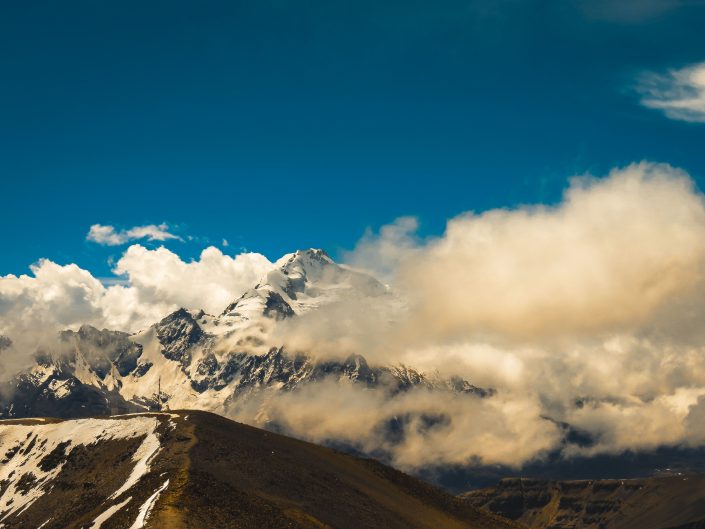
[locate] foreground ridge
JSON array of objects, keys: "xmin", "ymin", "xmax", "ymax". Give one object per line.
[{"xmin": 0, "ymin": 411, "xmax": 521, "ymax": 529}]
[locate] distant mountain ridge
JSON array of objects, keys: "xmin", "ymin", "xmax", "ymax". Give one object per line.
[
  {"xmin": 0, "ymin": 249, "xmax": 489, "ymax": 423},
  {"xmin": 461, "ymin": 474, "xmax": 705, "ymax": 529}
]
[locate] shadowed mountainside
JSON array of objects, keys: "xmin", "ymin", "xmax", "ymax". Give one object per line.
[
  {"xmin": 0, "ymin": 410, "xmax": 522, "ymax": 529},
  {"xmin": 462, "ymin": 475, "xmax": 705, "ymax": 529}
]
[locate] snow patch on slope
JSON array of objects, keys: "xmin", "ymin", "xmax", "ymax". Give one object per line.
[
  {"xmin": 109, "ymin": 422, "xmax": 163, "ymax": 500},
  {"xmin": 89, "ymin": 496, "xmax": 132, "ymax": 529},
  {"xmin": 0, "ymin": 416, "xmax": 161, "ymax": 522},
  {"xmin": 128, "ymin": 479, "xmax": 169, "ymax": 529}
]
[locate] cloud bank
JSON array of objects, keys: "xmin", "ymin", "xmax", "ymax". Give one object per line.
[
  {"xmin": 6, "ymin": 161, "xmax": 705, "ymax": 469},
  {"xmin": 637, "ymin": 61, "xmax": 705, "ymax": 122},
  {"xmin": 87, "ymin": 223, "xmax": 182, "ymax": 245},
  {"xmin": 229, "ymin": 380, "xmax": 561, "ymax": 469},
  {"xmin": 397, "ymin": 162, "xmax": 705, "ymax": 341},
  {"xmin": 271, "ymin": 162, "xmax": 705, "ymax": 466},
  {"xmin": 166, "ymin": 160, "xmax": 705, "ymax": 469}
]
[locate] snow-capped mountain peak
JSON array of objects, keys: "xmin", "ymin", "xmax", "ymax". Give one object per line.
[
  {"xmin": 274, "ymin": 248, "xmax": 335, "ymax": 280},
  {"xmin": 221, "ymin": 248, "xmax": 386, "ymax": 320},
  {"xmin": 0, "ymin": 248, "xmax": 490, "ymax": 432}
]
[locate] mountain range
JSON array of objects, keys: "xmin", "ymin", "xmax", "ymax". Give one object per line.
[
  {"xmin": 4, "ymin": 248, "xmax": 705, "ymax": 528},
  {"xmin": 0, "ymin": 249, "xmax": 489, "ymax": 422},
  {"xmin": 0, "ymin": 247, "xmax": 492, "ymax": 466}
]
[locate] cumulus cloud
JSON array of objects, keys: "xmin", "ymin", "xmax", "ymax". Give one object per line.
[
  {"xmin": 109, "ymin": 245, "xmax": 271, "ymax": 325},
  {"xmin": 343, "ymin": 216, "xmax": 420, "ymax": 283},
  {"xmin": 314, "ymin": 161, "xmax": 705, "ymax": 461},
  {"xmin": 281, "ymin": 162, "xmax": 705, "ymax": 360},
  {"xmin": 402, "ymin": 163, "xmax": 705, "ymax": 341},
  {"xmin": 86, "ymin": 223, "xmax": 181, "ymax": 245},
  {"xmin": 0, "ymin": 246, "xmax": 273, "ymax": 370},
  {"xmin": 637, "ymin": 61, "xmax": 705, "ymax": 122}
]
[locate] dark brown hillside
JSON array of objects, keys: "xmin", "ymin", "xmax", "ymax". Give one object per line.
[
  {"xmin": 0, "ymin": 411, "xmax": 522, "ymax": 529},
  {"xmin": 462, "ymin": 474, "xmax": 705, "ymax": 529},
  {"xmin": 158, "ymin": 410, "xmax": 523, "ymax": 529}
]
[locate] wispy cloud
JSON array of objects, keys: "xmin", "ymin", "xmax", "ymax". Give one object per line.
[
  {"xmin": 637, "ymin": 61, "xmax": 705, "ymax": 122},
  {"xmin": 576, "ymin": 0, "xmax": 695, "ymax": 23},
  {"xmin": 86, "ymin": 223, "xmax": 181, "ymax": 246}
]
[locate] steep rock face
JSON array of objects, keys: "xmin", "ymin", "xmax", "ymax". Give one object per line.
[
  {"xmin": 155, "ymin": 308, "xmax": 204, "ymax": 368},
  {"xmin": 186, "ymin": 345, "xmax": 490, "ymax": 401},
  {"xmin": 0, "ymin": 411, "xmax": 522, "ymax": 529},
  {"xmin": 461, "ymin": 474, "xmax": 705, "ymax": 529},
  {"xmin": 223, "ymin": 289, "xmax": 295, "ymax": 321},
  {"xmin": 0, "ymin": 327, "xmax": 142, "ymax": 419},
  {"xmin": 0, "ymin": 336, "xmax": 11, "ymax": 352},
  {"xmin": 1, "ymin": 370, "xmax": 130, "ymax": 419},
  {"xmin": 59, "ymin": 324, "xmax": 144, "ymax": 377},
  {"xmin": 262, "ymin": 291, "xmax": 296, "ymax": 319}
]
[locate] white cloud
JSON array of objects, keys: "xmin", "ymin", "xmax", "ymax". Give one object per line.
[
  {"xmin": 0, "ymin": 246, "xmax": 273, "ymax": 343},
  {"xmin": 0, "ymin": 260, "xmax": 107, "ymax": 331},
  {"xmin": 109, "ymin": 245, "xmax": 271, "ymax": 326},
  {"xmin": 325, "ymin": 161, "xmax": 705, "ymax": 460},
  {"xmin": 343, "ymin": 216, "xmax": 419, "ymax": 283},
  {"xmin": 349, "ymin": 162, "xmax": 705, "ymax": 343},
  {"xmin": 86, "ymin": 223, "xmax": 181, "ymax": 246},
  {"xmin": 637, "ymin": 61, "xmax": 705, "ymax": 122}
]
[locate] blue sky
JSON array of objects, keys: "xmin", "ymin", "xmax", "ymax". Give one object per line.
[{"xmin": 3, "ymin": 0, "xmax": 705, "ymax": 278}]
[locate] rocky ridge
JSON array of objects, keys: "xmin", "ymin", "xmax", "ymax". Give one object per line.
[{"xmin": 0, "ymin": 249, "xmax": 490, "ymax": 422}]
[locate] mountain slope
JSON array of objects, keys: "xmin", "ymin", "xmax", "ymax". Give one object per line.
[
  {"xmin": 0, "ymin": 411, "xmax": 522, "ymax": 529},
  {"xmin": 461, "ymin": 475, "xmax": 705, "ymax": 529}
]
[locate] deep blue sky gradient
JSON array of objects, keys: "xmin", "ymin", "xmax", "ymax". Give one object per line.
[{"xmin": 2, "ymin": 1, "xmax": 705, "ymax": 277}]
